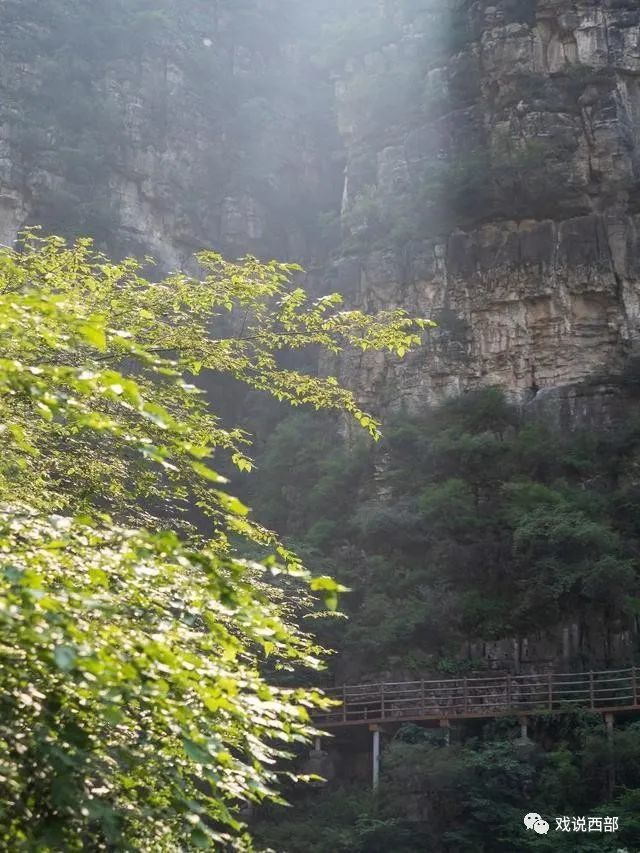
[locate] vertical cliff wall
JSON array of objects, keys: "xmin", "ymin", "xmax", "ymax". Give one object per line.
[
  {"xmin": 328, "ymin": 0, "xmax": 640, "ymax": 417},
  {"xmin": 1, "ymin": 0, "xmax": 640, "ymax": 415},
  {"xmin": 0, "ymin": 0, "xmax": 342, "ymax": 268}
]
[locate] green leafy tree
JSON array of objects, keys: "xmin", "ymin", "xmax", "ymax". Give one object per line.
[
  {"xmin": 0, "ymin": 232, "xmax": 427, "ymax": 850},
  {"xmin": 253, "ymin": 386, "xmax": 640, "ymax": 670}
]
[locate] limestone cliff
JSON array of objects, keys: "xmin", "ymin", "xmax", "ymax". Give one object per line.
[
  {"xmin": 329, "ymin": 0, "xmax": 640, "ymax": 417},
  {"xmin": 2, "ymin": 0, "xmax": 640, "ymax": 415},
  {"xmin": 0, "ymin": 0, "xmax": 342, "ymax": 268}
]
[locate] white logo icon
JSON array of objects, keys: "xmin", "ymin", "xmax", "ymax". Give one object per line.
[{"xmin": 524, "ymin": 813, "xmax": 550, "ymax": 835}]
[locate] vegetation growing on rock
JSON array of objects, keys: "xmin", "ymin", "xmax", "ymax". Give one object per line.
[{"xmin": 252, "ymin": 387, "xmax": 640, "ymax": 675}]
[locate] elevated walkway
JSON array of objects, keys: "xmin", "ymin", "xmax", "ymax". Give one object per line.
[{"xmin": 314, "ymin": 667, "xmax": 640, "ymax": 728}]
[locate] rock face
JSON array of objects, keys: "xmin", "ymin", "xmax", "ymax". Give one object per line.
[
  {"xmin": 2, "ymin": 0, "xmax": 640, "ymax": 411},
  {"xmin": 324, "ymin": 0, "xmax": 640, "ymax": 414},
  {"xmin": 0, "ymin": 0, "xmax": 342, "ymax": 269}
]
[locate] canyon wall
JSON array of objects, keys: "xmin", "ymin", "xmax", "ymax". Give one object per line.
[
  {"xmin": 2, "ymin": 0, "xmax": 640, "ymax": 419},
  {"xmin": 0, "ymin": 0, "xmax": 342, "ymax": 268},
  {"xmin": 328, "ymin": 0, "xmax": 640, "ymax": 419}
]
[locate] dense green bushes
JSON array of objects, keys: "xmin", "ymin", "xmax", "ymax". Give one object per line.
[
  {"xmin": 254, "ymin": 715, "xmax": 640, "ymax": 851},
  {"xmin": 251, "ymin": 388, "xmax": 640, "ymax": 672}
]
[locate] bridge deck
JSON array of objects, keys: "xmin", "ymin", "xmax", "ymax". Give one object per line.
[{"xmin": 314, "ymin": 667, "xmax": 640, "ymax": 727}]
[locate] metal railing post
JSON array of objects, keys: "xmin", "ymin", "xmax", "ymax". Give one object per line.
[
  {"xmin": 548, "ymin": 673, "xmax": 553, "ymax": 711},
  {"xmin": 507, "ymin": 673, "xmax": 512, "ymax": 710},
  {"xmin": 380, "ymin": 683, "xmax": 385, "ymax": 720},
  {"xmin": 342, "ymin": 685, "xmax": 347, "ymax": 723},
  {"xmin": 632, "ymin": 667, "xmax": 638, "ymax": 707},
  {"xmin": 589, "ymin": 671, "xmax": 594, "ymax": 709},
  {"xmin": 463, "ymin": 677, "xmax": 468, "ymax": 714}
]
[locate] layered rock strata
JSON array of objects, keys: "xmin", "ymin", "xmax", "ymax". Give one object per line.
[{"xmin": 331, "ymin": 0, "xmax": 640, "ymax": 412}]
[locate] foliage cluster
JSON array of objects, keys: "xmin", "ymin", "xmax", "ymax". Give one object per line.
[
  {"xmin": 340, "ymin": 138, "xmax": 560, "ymax": 251},
  {"xmin": 340, "ymin": 66, "xmax": 425, "ymax": 131},
  {"xmin": 255, "ymin": 715, "xmax": 640, "ymax": 851},
  {"xmin": 0, "ymin": 232, "xmax": 426, "ymax": 849},
  {"xmin": 252, "ymin": 387, "xmax": 640, "ymax": 673},
  {"xmin": 311, "ymin": 1, "xmax": 401, "ymax": 68}
]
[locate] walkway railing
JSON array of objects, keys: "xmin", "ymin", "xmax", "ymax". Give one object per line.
[{"xmin": 314, "ymin": 667, "xmax": 640, "ymax": 727}]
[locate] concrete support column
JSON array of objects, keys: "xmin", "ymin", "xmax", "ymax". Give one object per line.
[
  {"xmin": 518, "ymin": 716, "xmax": 528, "ymax": 741},
  {"xmin": 370, "ymin": 724, "xmax": 380, "ymax": 789},
  {"xmin": 604, "ymin": 712, "xmax": 615, "ymax": 797},
  {"xmin": 439, "ymin": 718, "xmax": 451, "ymax": 746},
  {"xmin": 604, "ymin": 712, "xmax": 615, "ymax": 740}
]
